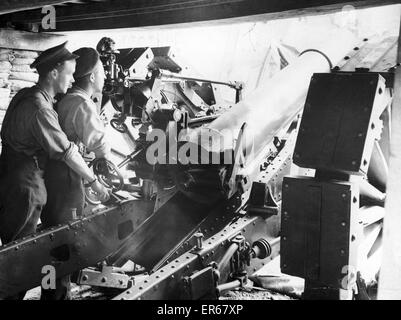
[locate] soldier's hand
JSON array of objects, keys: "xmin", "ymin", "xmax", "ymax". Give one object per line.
[{"xmin": 91, "ymin": 180, "xmax": 111, "ymax": 202}]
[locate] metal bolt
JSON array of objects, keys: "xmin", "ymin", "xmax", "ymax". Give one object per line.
[
  {"xmin": 82, "ymin": 275, "xmax": 88, "ymax": 281},
  {"xmin": 194, "ymin": 232, "xmax": 204, "ymax": 250},
  {"xmin": 341, "ymin": 222, "xmax": 346, "ymax": 227}
]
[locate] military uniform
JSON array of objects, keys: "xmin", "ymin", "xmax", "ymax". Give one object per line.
[
  {"xmin": 42, "ymin": 86, "xmax": 109, "ymax": 225},
  {"xmin": 0, "ymin": 85, "xmax": 77, "ymax": 242},
  {"xmin": 42, "ymin": 47, "xmax": 109, "ymax": 226},
  {"xmin": 40, "ymin": 48, "xmax": 109, "ymax": 300},
  {"xmin": 0, "ymin": 42, "xmax": 79, "ymax": 300}
]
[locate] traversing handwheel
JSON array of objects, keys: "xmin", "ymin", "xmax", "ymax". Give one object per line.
[{"xmin": 91, "ymin": 158, "xmax": 125, "ymax": 191}]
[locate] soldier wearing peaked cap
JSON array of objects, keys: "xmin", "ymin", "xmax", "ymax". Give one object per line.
[
  {"xmin": 0, "ymin": 41, "xmax": 110, "ymax": 300},
  {"xmin": 40, "ymin": 47, "xmax": 112, "ymax": 300}
]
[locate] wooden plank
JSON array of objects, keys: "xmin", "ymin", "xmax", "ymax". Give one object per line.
[
  {"xmin": 0, "ymin": 28, "xmax": 66, "ymax": 51},
  {"xmin": 1, "ymin": 0, "xmax": 398, "ymax": 32},
  {"xmin": 0, "ymin": 0, "xmax": 68, "ymax": 15}
]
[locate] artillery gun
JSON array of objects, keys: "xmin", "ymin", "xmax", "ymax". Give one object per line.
[{"xmin": 0, "ymin": 30, "xmax": 394, "ymax": 300}]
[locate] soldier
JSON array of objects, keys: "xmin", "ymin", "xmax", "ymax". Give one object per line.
[
  {"xmin": 0, "ymin": 41, "xmax": 109, "ymax": 299},
  {"xmin": 40, "ymin": 47, "xmax": 112, "ymax": 300},
  {"xmin": 42, "ymin": 47, "xmax": 111, "ymax": 229}
]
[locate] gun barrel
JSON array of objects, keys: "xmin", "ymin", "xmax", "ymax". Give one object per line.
[{"xmin": 204, "ymin": 30, "xmax": 358, "ymax": 157}]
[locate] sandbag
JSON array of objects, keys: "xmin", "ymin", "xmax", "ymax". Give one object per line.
[
  {"xmin": 0, "ymin": 53, "xmax": 14, "ymax": 61},
  {"xmin": 0, "ymin": 98, "xmax": 10, "ymax": 111},
  {"xmin": 0, "ymin": 61, "xmax": 12, "ymax": 72},
  {"xmin": 11, "ymin": 64, "xmax": 35, "ymax": 72},
  {"xmin": 9, "ymin": 79, "xmax": 35, "ymax": 92},
  {"xmin": 12, "ymin": 58, "xmax": 35, "ymax": 65},
  {"xmin": 0, "ymin": 79, "xmax": 9, "ymax": 88},
  {"xmin": 0, "ymin": 71, "xmax": 10, "ymax": 87},
  {"xmin": 0, "ymin": 72, "xmax": 10, "ymax": 79},
  {"xmin": 9, "ymin": 71, "xmax": 38, "ymax": 83},
  {"xmin": 0, "ymin": 49, "xmax": 12, "ymax": 55},
  {"xmin": 0, "ymin": 88, "xmax": 10, "ymax": 97},
  {"xmin": 12, "ymin": 50, "xmax": 39, "ymax": 59}
]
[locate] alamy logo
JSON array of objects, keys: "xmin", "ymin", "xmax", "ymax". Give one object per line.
[
  {"xmin": 341, "ymin": 264, "xmax": 357, "ymax": 290},
  {"xmin": 145, "ymin": 122, "xmax": 255, "ymax": 165},
  {"xmin": 41, "ymin": 265, "xmax": 56, "ymax": 290},
  {"xmin": 41, "ymin": 5, "xmax": 56, "ymax": 30}
]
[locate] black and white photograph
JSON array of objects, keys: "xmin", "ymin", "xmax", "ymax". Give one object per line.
[{"xmin": 0, "ymin": 0, "xmax": 400, "ymax": 307}]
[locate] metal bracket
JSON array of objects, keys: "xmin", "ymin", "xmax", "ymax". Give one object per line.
[
  {"xmin": 182, "ymin": 266, "xmax": 218, "ymax": 300},
  {"xmin": 77, "ymin": 265, "xmax": 130, "ymax": 289}
]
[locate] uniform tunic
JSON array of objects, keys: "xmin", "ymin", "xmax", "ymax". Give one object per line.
[
  {"xmin": 0, "ymin": 85, "xmax": 77, "ymax": 243},
  {"xmin": 0, "ymin": 85, "xmax": 81, "ymax": 300},
  {"xmin": 42, "ymin": 86, "xmax": 109, "ymax": 225},
  {"xmin": 57, "ymin": 86, "xmax": 109, "ymax": 157}
]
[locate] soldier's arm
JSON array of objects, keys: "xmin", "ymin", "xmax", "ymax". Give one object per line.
[
  {"xmin": 31, "ymin": 107, "xmax": 98, "ymax": 182},
  {"xmin": 73, "ymin": 100, "xmax": 110, "ymax": 159},
  {"xmin": 31, "ymin": 107, "xmax": 110, "ymax": 201}
]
